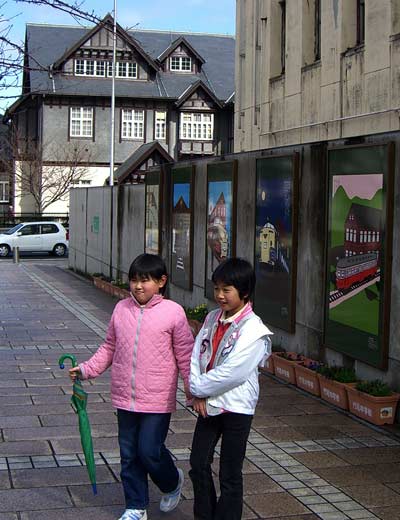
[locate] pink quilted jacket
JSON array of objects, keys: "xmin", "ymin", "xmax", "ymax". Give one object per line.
[{"xmin": 79, "ymin": 294, "xmax": 194, "ymax": 413}]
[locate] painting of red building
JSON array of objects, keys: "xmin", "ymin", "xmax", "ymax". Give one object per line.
[{"xmin": 344, "ymin": 203, "xmax": 382, "ymax": 258}]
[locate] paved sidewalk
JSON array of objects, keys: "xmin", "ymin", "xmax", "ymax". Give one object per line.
[{"xmin": 1, "ymin": 263, "xmax": 400, "ymax": 519}]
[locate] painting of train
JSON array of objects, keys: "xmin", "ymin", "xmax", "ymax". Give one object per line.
[
  {"xmin": 335, "ymin": 252, "xmax": 378, "ymax": 291},
  {"xmin": 324, "ymin": 143, "xmax": 394, "ymax": 369}
]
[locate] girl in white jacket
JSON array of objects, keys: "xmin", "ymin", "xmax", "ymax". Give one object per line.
[{"xmin": 189, "ymin": 258, "xmax": 272, "ymax": 520}]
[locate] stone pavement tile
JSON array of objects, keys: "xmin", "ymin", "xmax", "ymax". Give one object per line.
[
  {"xmin": 0, "ymin": 416, "xmax": 41, "ymax": 428},
  {"xmin": 40, "ymin": 411, "xmax": 116, "ymax": 427},
  {"xmin": 0, "ymin": 515, "xmax": 17, "ymax": 520},
  {"xmin": 245, "ymin": 491, "xmax": 310, "ymax": 517},
  {"xmin": 0, "ymin": 487, "xmax": 72, "ymax": 512},
  {"xmin": 256, "ymin": 405, "xmax": 304, "ymax": 417},
  {"xmin": 242, "ymin": 459, "xmax": 263, "ymax": 474},
  {"xmin": 32, "ymin": 394, "xmax": 105, "ymax": 405},
  {"xmin": 0, "ymin": 472, "xmax": 10, "ymax": 490},
  {"xmin": 0, "ymin": 372, "xmax": 55, "ymax": 381},
  {"xmin": 0, "ymin": 396, "xmax": 32, "ymax": 406},
  {"xmin": 165, "ymin": 432, "xmax": 194, "ymax": 449},
  {"xmin": 0, "ymin": 441, "xmax": 51, "ymax": 457},
  {"xmin": 11, "ymin": 465, "xmax": 116, "ymax": 488},
  {"xmin": 292, "ymin": 452, "xmax": 350, "ymax": 469},
  {"xmin": 280, "ymin": 414, "xmax": 355, "ymax": 427},
  {"xmin": 315, "ymin": 466, "xmax": 381, "ymax": 487},
  {"xmin": 341, "ymin": 483, "xmax": 400, "ymax": 508},
  {"xmin": 360, "ymin": 463, "xmax": 400, "ymax": 484},
  {"xmin": 20, "ymin": 505, "xmax": 122, "ymax": 520},
  {"xmin": 68, "ymin": 482, "xmax": 124, "ymax": 507},
  {"xmin": 169, "ymin": 419, "xmax": 197, "ymax": 434},
  {"xmin": 371, "ymin": 505, "xmax": 400, "ymax": 519},
  {"xmin": 51, "ymin": 436, "xmax": 118, "ymax": 454},
  {"xmin": 0, "ymin": 380, "xmax": 27, "ymax": 388},
  {"xmin": 252, "ymin": 415, "xmax": 287, "ymax": 428},
  {"xmin": 333, "ymin": 423, "xmax": 379, "ymax": 437},
  {"xmin": 0, "ymin": 386, "xmax": 64, "ymax": 396},
  {"xmin": 388, "ymin": 482, "xmax": 400, "ymax": 493},
  {"xmin": 258, "ymin": 516, "xmax": 318, "ymax": 520},
  {"xmin": 332, "ymin": 447, "xmax": 400, "ymax": 465},
  {"xmin": 244, "ymin": 473, "xmax": 283, "ymax": 495},
  {"xmin": 255, "ymin": 426, "xmax": 309, "ymax": 442},
  {"xmin": 294, "ymin": 426, "xmax": 343, "ymax": 439},
  {"xmin": 3, "ymin": 426, "xmax": 83, "ymax": 441}
]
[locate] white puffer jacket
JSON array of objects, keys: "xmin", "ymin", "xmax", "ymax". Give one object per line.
[{"xmin": 189, "ymin": 306, "xmax": 272, "ymax": 416}]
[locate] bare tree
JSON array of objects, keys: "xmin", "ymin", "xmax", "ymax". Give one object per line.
[
  {"xmin": 0, "ymin": 0, "xmax": 101, "ymax": 101},
  {"xmin": 8, "ymin": 135, "xmax": 91, "ymax": 213}
]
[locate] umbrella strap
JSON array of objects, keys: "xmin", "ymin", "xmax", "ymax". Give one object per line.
[{"xmin": 70, "ymin": 400, "xmax": 78, "ymax": 413}]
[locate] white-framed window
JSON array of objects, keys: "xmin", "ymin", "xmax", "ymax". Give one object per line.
[
  {"xmin": 121, "ymin": 109, "xmax": 144, "ymax": 139},
  {"xmin": 0, "ymin": 181, "xmax": 9, "ymax": 202},
  {"xmin": 170, "ymin": 56, "xmax": 192, "ymax": 72},
  {"xmin": 75, "ymin": 59, "xmax": 106, "ymax": 77},
  {"xmin": 180, "ymin": 112, "xmax": 214, "ymax": 140},
  {"xmin": 155, "ymin": 111, "xmax": 166, "ymax": 140},
  {"xmin": 111, "ymin": 62, "xmax": 137, "ymax": 78},
  {"xmin": 70, "ymin": 107, "xmax": 93, "ymax": 138}
]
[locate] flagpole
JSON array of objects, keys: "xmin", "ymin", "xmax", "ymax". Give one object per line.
[{"xmin": 109, "ymin": 0, "xmax": 117, "ymax": 186}]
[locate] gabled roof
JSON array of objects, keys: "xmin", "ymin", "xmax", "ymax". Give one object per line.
[
  {"xmin": 14, "ymin": 22, "xmax": 234, "ymax": 106},
  {"xmin": 157, "ymin": 36, "xmax": 205, "ymax": 65},
  {"xmin": 115, "ymin": 141, "xmax": 173, "ymax": 184},
  {"xmin": 52, "ymin": 14, "xmax": 159, "ymax": 73},
  {"xmin": 175, "ymin": 80, "xmax": 223, "ymax": 108}
]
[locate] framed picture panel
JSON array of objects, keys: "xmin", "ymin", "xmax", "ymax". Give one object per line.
[
  {"xmin": 170, "ymin": 165, "xmax": 195, "ymax": 291},
  {"xmin": 205, "ymin": 160, "xmax": 237, "ymax": 299},
  {"xmin": 144, "ymin": 168, "xmax": 163, "ymax": 255},
  {"xmin": 324, "ymin": 143, "xmax": 394, "ymax": 369},
  {"xmin": 254, "ymin": 154, "xmax": 299, "ymax": 332}
]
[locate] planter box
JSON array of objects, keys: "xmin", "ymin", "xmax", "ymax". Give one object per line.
[
  {"xmin": 264, "ymin": 354, "xmax": 275, "ymax": 375},
  {"xmin": 317, "ymin": 375, "xmax": 352, "ymax": 410},
  {"xmin": 346, "ymin": 386, "xmax": 400, "ymax": 425},
  {"xmin": 93, "ymin": 276, "xmax": 130, "ymax": 300},
  {"xmin": 187, "ymin": 319, "xmax": 202, "ymax": 338},
  {"xmin": 294, "ymin": 363, "xmax": 320, "ymax": 396},
  {"xmin": 272, "ymin": 353, "xmax": 304, "ymax": 385}
]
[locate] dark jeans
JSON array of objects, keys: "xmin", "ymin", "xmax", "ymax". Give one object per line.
[
  {"xmin": 189, "ymin": 412, "xmax": 253, "ymax": 520},
  {"xmin": 117, "ymin": 409, "xmax": 179, "ymax": 509}
]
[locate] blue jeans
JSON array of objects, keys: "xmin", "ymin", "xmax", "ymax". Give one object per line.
[
  {"xmin": 117, "ymin": 409, "xmax": 179, "ymax": 509},
  {"xmin": 189, "ymin": 412, "xmax": 253, "ymax": 520}
]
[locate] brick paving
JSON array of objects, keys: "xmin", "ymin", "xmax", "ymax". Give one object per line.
[{"xmin": 0, "ymin": 262, "xmax": 400, "ymax": 519}]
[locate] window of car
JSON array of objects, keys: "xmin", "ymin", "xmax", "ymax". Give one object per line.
[
  {"xmin": 4, "ymin": 224, "xmax": 23, "ymax": 235},
  {"xmin": 19, "ymin": 225, "xmax": 40, "ymax": 236},
  {"xmin": 41, "ymin": 224, "xmax": 59, "ymax": 234}
]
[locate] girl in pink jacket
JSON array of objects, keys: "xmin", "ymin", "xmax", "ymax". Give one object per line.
[{"xmin": 69, "ymin": 254, "xmax": 194, "ymax": 520}]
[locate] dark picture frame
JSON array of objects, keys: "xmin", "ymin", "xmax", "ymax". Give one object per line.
[
  {"xmin": 170, "ymin": 165, "xmax": 195, "ymax": 291},
  {"xmin": 324, "ymin": 143, "xmax": 395, "ymax": 369},
  {"xmin": 253, "ymin": 153, "xmax": 299, "ymax": 332},
  {"xmin": 205, "ymin": 160, "xmax": 237, "ymax": 299},
  {"xmin": 144, "ymin": 168, "xmax": 163, "ymax": 255}
]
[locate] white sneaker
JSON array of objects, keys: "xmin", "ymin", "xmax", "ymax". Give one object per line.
[
  {"xmin": 118, "ymin": 510, "xmax": 147, "ymax": 520},
  {"xmin": 159, "ymin": 467, "xmax": 184, "ymax": 512}
]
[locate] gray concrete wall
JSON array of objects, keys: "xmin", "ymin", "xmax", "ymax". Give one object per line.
[{"xmin": 69, "ymin": 132, "xmax": 400, "ymax": 390}]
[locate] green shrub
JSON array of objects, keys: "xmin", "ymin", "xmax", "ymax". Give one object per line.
[
  {"xmin": 355, "ymin": 379, "xmax": 392, "ymax": 397},
  {"xmin": 316, "ymin": 365, "xmax": 357, "ymax": 383},
  {"xmin": 185, "ymin": 304, "xmax": 208, "ymax": 323}
]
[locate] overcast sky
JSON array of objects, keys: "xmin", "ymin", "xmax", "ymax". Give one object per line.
[{"xmin": 1, "ymin": 0, "xmax": 236, "ymax": 111}]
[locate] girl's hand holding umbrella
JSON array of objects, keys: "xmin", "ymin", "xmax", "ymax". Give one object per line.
[{"xmin": 69, "ymin": 366, "xmax": 82, "ymax": 381}]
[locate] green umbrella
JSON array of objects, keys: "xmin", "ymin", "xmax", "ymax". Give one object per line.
[{"xmin": 59, "ymin": 353, "xmax": 97, "ymax": 495}]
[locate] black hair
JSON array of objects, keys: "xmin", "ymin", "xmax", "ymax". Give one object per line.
[
  {"xmin": 211, "ymin": 257, "xmax": 256, "ymax": 302},
  {"xmin": 128, "ymin": 254, "xmax": 168, "ymax": 295}
]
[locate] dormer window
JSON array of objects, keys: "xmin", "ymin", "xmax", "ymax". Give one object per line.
[
  {"xmin": 75, "ymin": 59, "xmax": 106, "ymax": 77},
  {"xmin": 74, "ymin": 58, "xmax": 137, "ymax": 79},
  {"xmin": 170, "ymin": 56, "xmax": 192, "ymax": 72}
]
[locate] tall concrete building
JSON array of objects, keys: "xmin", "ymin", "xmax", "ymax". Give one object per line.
[
  {"xmin": 233, "ymin": 0, "xmax": 400, "ymax": 387},
  {"xmin": 235, "ymin": 0, "xmax": 400, "ymax": 151}
]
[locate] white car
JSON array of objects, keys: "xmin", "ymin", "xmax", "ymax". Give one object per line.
[{"xmin": 0, "ymin": 221, "xmax": 69, "ymax": 257}]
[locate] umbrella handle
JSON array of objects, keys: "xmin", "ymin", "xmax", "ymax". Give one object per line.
[{"xmin": 58, "ymin": 354, "xmax": 78, "ymax": 369}]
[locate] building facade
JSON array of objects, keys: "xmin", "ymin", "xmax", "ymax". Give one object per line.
[
  {"xmin": 5, "ymin": 14, "xmax": 234, "ymax": 215},
  {"xmin": 234, "ymin": 1, "xmax": 400, "ymax": 386},
  {"xmin": 235, "ymin": 0, "xmax": 400, "ymax": 151}
]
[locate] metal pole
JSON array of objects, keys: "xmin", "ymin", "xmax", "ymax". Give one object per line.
[
  {"xmin": 13, "ymin": 246, "xmax": 20, "ymax": 264},
  {"xmin": 109, "ymin": 0, "xmax": 117, "ymax": 187}
]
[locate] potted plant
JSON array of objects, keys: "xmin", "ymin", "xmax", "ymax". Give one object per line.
[
  {"xmin": 92, "ymin": 274, "xmax": 130, "ymax": 300},
  {"xmin": 346, "ymin": 380, "xmax": 400, "ymax": 425},
  {"xmin": 272, "ymin": 352, "xmax": 305, "ymax": 385},
  {"xmin": 316, "ymin": 365, "xmax": 357, "ymax": 410},
  {"xmin": 184, "ymin": 304, "xmax": 208, "ymax": 338},
  {"xmin": 294, "ymin": 359, "xmax": 322, "ymax": 397}
]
